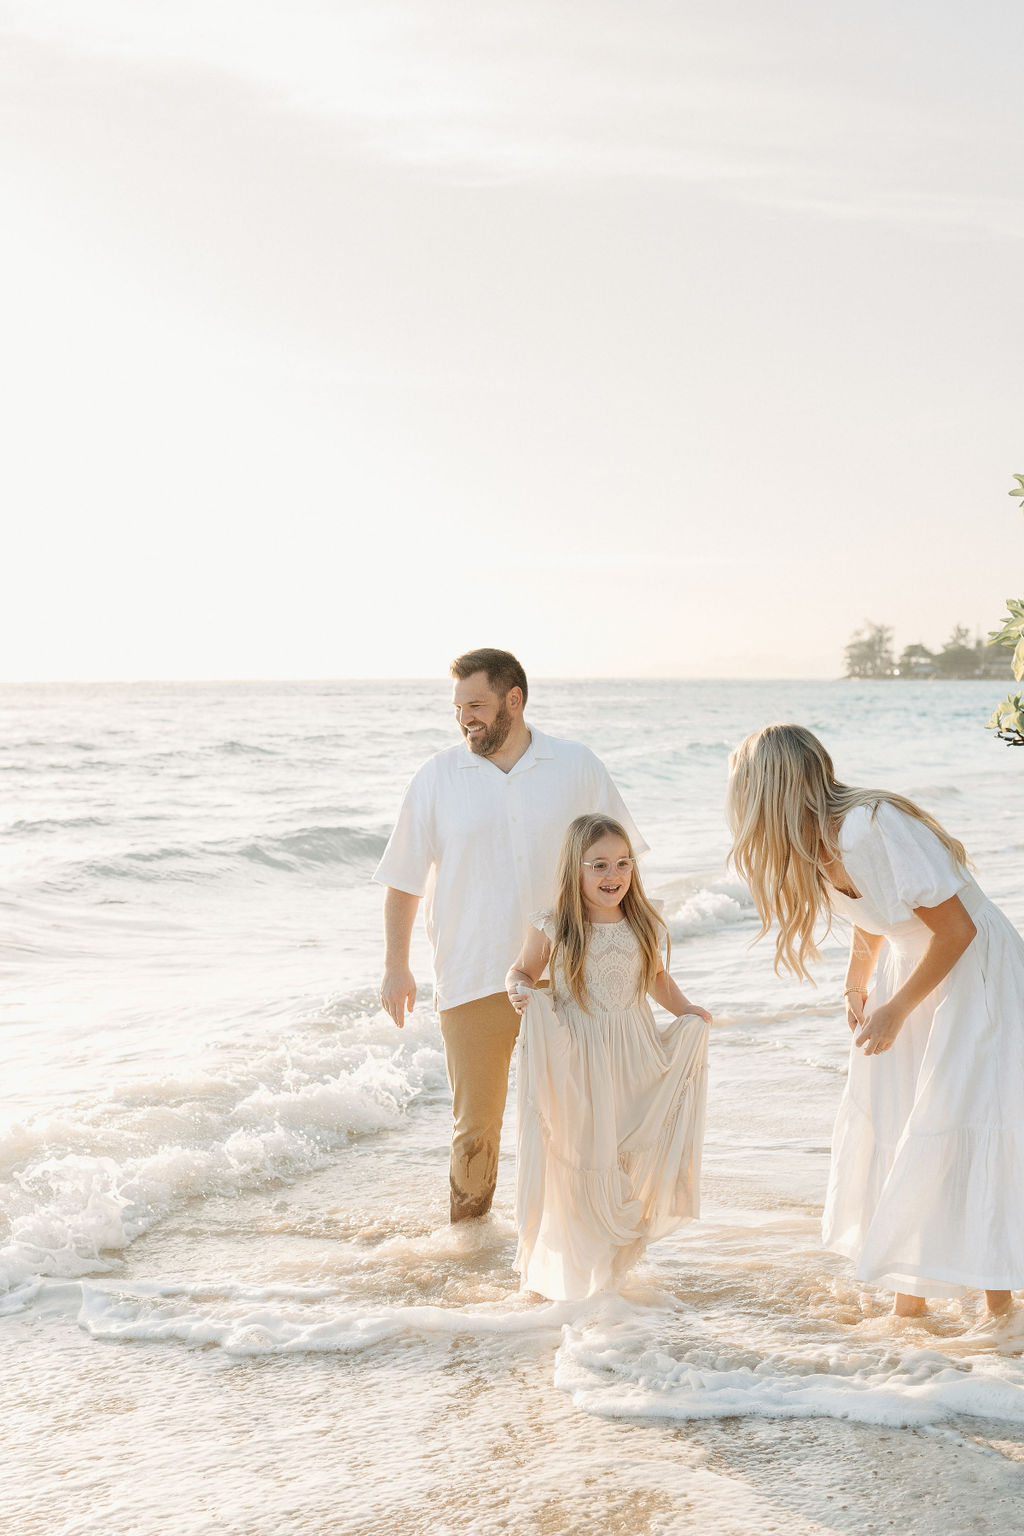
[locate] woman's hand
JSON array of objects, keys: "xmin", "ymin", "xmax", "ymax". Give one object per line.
[
  {"xmin": 854, "ymin": 1001, "xmax": 907, "ymax": 1056},
  {"xmin": 844, "ymin": 988, "xmax": 867, "ymax": 1033},
  {"xmin": 852, "ymin": 896, "xmax": 976, "ymax": 1058},
  {"xmin": 681, "ymin": 1002, "xmax": 713, "ymax": 1024}
]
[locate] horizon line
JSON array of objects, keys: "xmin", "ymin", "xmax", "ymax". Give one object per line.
[{"xmin": 2, "ymin": 673, "xmax": 993, "ymax": 687}]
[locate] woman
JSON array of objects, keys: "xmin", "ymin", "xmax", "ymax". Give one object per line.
[{"xmin": 727, "ymin": 723, "xmax": 1023, "ymax": 1332}]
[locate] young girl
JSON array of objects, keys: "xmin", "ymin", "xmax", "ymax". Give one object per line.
[
  {"xmin": 727, "ymin": 722, "xmax": 1024, "ymax": 1334},
  {"xmin": 505, "ymin": 813, "xmax": 712, "ymax": 1302}
]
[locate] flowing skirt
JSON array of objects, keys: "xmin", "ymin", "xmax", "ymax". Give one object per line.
[
  {"xmin": 823, "ymin": 894, "xmax": 1024, "ymax": 1296},
  {"xmin": 515, "ymin": 990, "xmax": 709, "ymax": 1301}
]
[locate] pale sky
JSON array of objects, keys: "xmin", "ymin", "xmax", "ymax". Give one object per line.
[{"xmin": 2, "ymin": 0, "xmax": 1022, "ymax": 680}]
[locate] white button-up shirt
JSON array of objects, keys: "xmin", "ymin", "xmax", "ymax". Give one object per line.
[{"xmin": 373, "ymin": 725, "xmax": 648, "ymax": 1011}]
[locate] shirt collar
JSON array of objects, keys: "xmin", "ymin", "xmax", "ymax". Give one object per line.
[
  {"xmin": 522, "ymin": 725, "xmax": 553, "ymax": 761},
  {"xmin": 457, "ymin": 722, "xmax": 547, "ymax": 770}
]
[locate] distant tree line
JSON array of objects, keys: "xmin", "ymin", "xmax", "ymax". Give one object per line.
[
  {"xmin": 844, "ymin": 622, "xmax": 1015, "ymax": 681},
  {"xmin": 986, "ymin": 473, "xmax": 1024, "ymax": 745}
]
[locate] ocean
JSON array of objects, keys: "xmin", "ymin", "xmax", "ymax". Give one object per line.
[{"xmin": 2, "ymin": 678, "xmax": 1023, "ymax": 1536}]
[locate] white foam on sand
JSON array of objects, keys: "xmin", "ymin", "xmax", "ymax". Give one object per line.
[
  {"xmin": 65, "ymin": 1241, "xmax": 1024, "ymax": 1433},
  {"xmin": 76, "ymin": 1278, "xmax": 579, "ymax": 1356},
  {"xmin": 554, "ymin": 1305, "xmax": 1024, "ymax": 1429}
]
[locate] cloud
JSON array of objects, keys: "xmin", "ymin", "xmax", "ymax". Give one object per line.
[{"xmin": 4, "ymin": 0, "xmax": 1021, "ymax": 236}]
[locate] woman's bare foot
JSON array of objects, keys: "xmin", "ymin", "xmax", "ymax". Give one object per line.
[
  {"xmin": 892, "ymin": 1292, "xmax": 927, "ymax": 1318},
  {"xmin": 955, "ymin": 1298, "xmax": 1024, "ymax": 1354}
]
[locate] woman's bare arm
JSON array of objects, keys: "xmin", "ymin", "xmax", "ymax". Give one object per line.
[
  {"xmin": 843, "ymin": 926, "xmax": 885, "ymax": 1032},
  {"xmin": 854, "ymin": 895, "xmax": 976, "ymax": 1056}
]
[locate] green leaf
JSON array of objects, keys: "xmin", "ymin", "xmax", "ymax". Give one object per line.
[
  {"xmin": 987, "ymin": 691, "xmax": 1024, "ymax": 731},
  {"xmin": 988, "ymin": 604, "xmax": 1024, "ymax": 647}
]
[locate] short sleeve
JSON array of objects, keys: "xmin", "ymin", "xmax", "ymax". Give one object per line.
[
  {"xmin": 528, "ymin": 909, "xmax": 557, "ymax": 941},
  {"xmin": 840, "ymin": 801, "xmax": 966, "ymax": 926},
  {"xmin": 372, "ymin": 770, "xmax": 436, "ymax": 896}
]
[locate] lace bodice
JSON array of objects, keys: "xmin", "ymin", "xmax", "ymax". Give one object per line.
[{"xmin": 532, "ymin": 911, "xmax": 646, "ymax": 1012}]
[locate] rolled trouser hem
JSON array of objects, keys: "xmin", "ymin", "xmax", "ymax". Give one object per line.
[{"xmin": 449, "ymin": 1184, "xmax": 495, "ymax": 1222}]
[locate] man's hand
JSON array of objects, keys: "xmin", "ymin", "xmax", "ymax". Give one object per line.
[
  {"xmin": 381, "ymin": 888, "xmax": 420, "ymax": 1029},
  {"xmin": 380, "ymin": 967, "xmax": 417, "ymax": 1029}
]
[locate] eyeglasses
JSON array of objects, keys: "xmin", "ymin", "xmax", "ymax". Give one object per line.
[{"xmin": 582, "ymin": 858, "xmax": 635, "ymax": 876}]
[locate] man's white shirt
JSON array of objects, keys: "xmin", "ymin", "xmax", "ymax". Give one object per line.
[{"xmin": 373, "ymin": 725, "xmax": 648, "ymax": 1011}]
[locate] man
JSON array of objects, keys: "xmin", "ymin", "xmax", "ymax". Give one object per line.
[{"xmin": 375, "ymin": 648, "xmax": 646, "ymax": 1222}]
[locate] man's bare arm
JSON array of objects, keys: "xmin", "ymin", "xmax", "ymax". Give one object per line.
[{"xmin": 381, "ymin": 888, "xmax": 420, "ymax": 1029}]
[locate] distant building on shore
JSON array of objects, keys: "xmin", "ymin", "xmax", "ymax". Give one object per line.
[{"xmin": 845, "ymin": 622, "xmax": 1014, "ymax": 680}]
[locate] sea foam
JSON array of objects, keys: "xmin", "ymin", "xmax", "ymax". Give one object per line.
[
  {"xmin": 554, "ymin": 1311, "xmax": 1024, "ymax": 1429},
  {"xmin": 661, "ymin": 876, "xmax": 755, "ymax": 937},
  {"xmin": 0, "ymin": 1010, "xmax": 445, "ymax": 1298}
]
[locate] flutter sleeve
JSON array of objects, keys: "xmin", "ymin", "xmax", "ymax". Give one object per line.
[
  {"xmin": 528, "ymin": 909, "xmax": 557, "ymax": 942},
  {"xmin": 840, "ymin": 801, "xmax": 967, "ymax": 926}
]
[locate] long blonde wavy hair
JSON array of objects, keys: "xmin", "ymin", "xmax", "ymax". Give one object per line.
[
  {"xmin": 551, "ymin": 814, "xmax": 667, "ymax": 1011},
  {"xmin": 727, "ymin": 723, "xmax": 968, "ymax": 981}
]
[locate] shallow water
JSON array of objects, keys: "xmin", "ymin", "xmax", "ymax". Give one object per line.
[{"xmin": 2, "ymin": 679, "xmax": 1023, "ymax": 1533}]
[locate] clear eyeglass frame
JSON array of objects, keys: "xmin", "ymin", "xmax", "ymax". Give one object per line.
[{"xmin": 582, "ymin": 858, "xmax": 636, "ymax": 876}]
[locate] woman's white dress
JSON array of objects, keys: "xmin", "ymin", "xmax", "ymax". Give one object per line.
[
  {"xmin": 824, "ymin": 801, "xmax": 1024, "ymax": 1297},
  {"xmin": 514, "ymin": 912, "xmax": 710, "ymax": 1301}
]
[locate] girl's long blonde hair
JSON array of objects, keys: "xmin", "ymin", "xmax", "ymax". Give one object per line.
[
  {"xmin": 727, "ymin": 723, "xmax": 967, "ymax": 981},
  {"xmin": 551, "ymin": 814, "xmax": 667, "ymax": 1011}
]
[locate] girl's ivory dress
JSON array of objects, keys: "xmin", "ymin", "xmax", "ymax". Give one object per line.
[
  {"xmin": 824, "ymin": 801, "xmax": 1024, "ymax": 1297},
  {"xmin": 515, "ymin": 911, "xmax": 710, "ymax": 1301}
]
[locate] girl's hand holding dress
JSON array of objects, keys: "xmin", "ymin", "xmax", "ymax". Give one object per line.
[
  {"xmin": 648, "ymin": 966, "xmax": 712, "ymax": 1024},
  {"xmin": 506, "ymin": 926, "xmax": 551, "ymax": 1015},
  {"xmin": 506, "ymin": 971, "xmax": 533, "ymax": 1014}
]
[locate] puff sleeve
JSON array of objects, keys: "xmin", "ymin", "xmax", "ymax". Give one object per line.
[
  {"xmin": 528, "ymin": 909, "xmax": 557, "ymax": 942},
  {"xmin": 840, "ymin": 801, "xmax": 967, "ymax": 926}
]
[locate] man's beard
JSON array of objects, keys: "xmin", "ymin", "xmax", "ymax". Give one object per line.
[{"xmin": 463, "ymin": 700, "xmax": 513, "ymax": 757}]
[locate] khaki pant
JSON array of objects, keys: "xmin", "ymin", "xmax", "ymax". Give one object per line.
[{"xmin": 439, "ymin": 990, "xmax": 522, "ymax": 1223}]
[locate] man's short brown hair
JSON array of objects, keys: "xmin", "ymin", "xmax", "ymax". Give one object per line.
[{"xmin": 449, "ymin": 648, "xmax": 529, "ymax": 706}]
